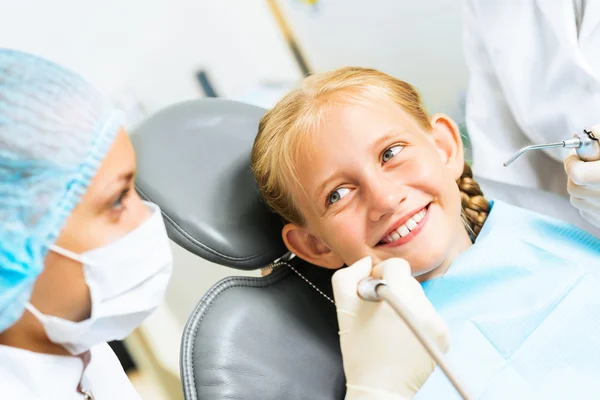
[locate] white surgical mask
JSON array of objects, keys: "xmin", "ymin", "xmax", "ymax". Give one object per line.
[{"xmin": 26, "ymin": 201, "xmax": 173, "ymax": 355}]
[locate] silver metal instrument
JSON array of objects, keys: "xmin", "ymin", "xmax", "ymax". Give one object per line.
[{"xmin": 503, "ymin": 127, "xmax": 600, "ymax": 167}]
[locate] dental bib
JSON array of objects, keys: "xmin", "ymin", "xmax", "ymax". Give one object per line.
[{"xmin": 417, "ymin": 200, "xmax": 600, "ymax": 399}]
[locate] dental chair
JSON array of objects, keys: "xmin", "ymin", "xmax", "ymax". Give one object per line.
[{"xmin": 131, "ymin": 98, "xmax": 598, "ymax": 400}]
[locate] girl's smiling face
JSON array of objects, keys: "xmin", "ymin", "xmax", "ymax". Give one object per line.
[{"xmin": 281, "ymin": 97, "xmax": 472, "ymax": 280}]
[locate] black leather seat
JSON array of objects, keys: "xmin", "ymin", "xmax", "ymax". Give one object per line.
[{"xmin": 131, "ymin": 98, "xmax": 599, "ymax": 400}]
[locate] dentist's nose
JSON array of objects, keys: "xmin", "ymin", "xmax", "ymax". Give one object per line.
[{"xmin": 366, "ymin": 179, "xmax": 406, "ymax": 222}]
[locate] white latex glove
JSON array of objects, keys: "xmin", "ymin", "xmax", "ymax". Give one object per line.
[
  {"xmin": 565, "ymin": 151, "xmax": 600, "ymax": 228},
  {"xmin": 331, "ymin": 257, "xmax": 450, "ymax": 400}
]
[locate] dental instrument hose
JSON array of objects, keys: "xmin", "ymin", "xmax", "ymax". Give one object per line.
[{"xmin": 358, "ymin": 278, "xmax": 474, "ymax": 400}]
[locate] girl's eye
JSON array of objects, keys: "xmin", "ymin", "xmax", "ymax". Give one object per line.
[
  {"xmin": 327, "ymin": 187, "xmax": 350, "ymax": 206},
  {"xmin": 382, "ymin": 145, "xmax": 404, "ymax": 163}
]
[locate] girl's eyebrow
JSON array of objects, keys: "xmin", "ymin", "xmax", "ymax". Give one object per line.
[
  {"xmin": 370, "ymin": 129, "xmax": 410, "ymax": 153},
  {"xmin": 314, "ymin": 171, "xmax": 342, "ymax": 199}
]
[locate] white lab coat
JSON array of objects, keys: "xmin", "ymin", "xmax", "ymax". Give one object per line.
[
  {"xmin": 0, "ymin": 342, "xmax": 141, "ymax": 399},
  {"xmin": 464, "ymin": 0, "xmax": 600, "ymax": 196}
]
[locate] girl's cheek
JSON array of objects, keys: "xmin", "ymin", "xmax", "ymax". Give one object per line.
[{"xmin": 397, "ymin": 156, "xmax": 440, "ymax": 189}]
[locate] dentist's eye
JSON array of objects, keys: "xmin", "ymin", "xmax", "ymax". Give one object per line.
[
  {"xmin": 382, "ymin": 145, "xmax": 404, "ymax": 163},
  {"xmin": 327, "ymin": 187, "xmax": 350, "ymax": 205},
  {"xmin": 112, "ymin": 188, "xmax": 131, "ymax": 210}
]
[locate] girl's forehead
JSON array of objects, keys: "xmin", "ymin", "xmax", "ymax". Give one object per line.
[
  {"xmin": 287, "ymin": 100, "xmax": 428, "ymax": 191},
  {"xmin": 299, "ymin": 103, "xmax": 421, "ymax": 153}
]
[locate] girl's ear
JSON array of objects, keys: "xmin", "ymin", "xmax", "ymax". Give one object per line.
[
  {"xmin": 429, "ymin": 113, "xmax": 464, "ymax": 179},
  {"xmin": 282, "ymin": 223, "xmax": 345, "ymax": 269}
]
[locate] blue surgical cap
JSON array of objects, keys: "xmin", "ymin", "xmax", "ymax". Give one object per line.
[{"xmin": 0, "ymin": 49, "xmax": 124, "ymax": 332}]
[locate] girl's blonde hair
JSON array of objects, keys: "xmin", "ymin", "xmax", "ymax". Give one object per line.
[{"xmin": 251, "ymin": 67, "xmax": 489, "ymax": 238}]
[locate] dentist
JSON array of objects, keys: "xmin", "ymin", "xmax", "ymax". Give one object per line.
[{"xmin": 0, "ymin": 49, "xmax": 173, "ymax": 399}]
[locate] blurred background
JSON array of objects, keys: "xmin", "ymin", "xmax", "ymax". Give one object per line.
[{"xmin": 0, "ymin": 1, "xmax": 469, "ymax": 398}]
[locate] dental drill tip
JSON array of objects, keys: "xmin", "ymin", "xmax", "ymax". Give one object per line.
[
  {"xmin": 503, "ymin": 152, "xmax": 523, "ymax": 167},
  {"xmin": 503, "ymin": 141, "xmax": 569, "ymax": 167}
]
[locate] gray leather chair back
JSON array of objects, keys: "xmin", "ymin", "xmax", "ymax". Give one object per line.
[
  {"xmin": 131, "ymin": 98, "xmax": 598, "ymax": 400},
  {"xmin": 132, "ymin": 100, "xmax": 286, "ymax": 270},
  {"xmin": 132, "ymin": 99, "xmax": 345, "ymax": 400}
]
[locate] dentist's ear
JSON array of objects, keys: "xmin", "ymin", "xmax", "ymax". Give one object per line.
[
  {"xmin": 429, "ymin": 114, "xmax": 465, "ymax": 180},
  {"xmin": 282, "ymin": 223, "xmax": 345, "ymax": 269}
]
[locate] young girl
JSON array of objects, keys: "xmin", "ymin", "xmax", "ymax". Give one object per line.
[{"xmin": 251, "ymin": 67, "xmax": 600, "ymax": 399}]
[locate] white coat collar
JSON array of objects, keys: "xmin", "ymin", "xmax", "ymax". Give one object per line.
[
  {"xmin": 0, "ymin": 344, "xmax": 87, "ymax": 397},
  {"xmin": 536, "ymin": 0, "xmax": 600, "ymax": 78},
  {"xmin": 536, "ymin": 0, "xmax": 579, "ymax": 49},
  {"xmin": 578, "ymin": 0, "xmax": 600, "ymax": 43}
]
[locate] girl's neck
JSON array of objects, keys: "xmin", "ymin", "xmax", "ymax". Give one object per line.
[{"xmin": 416, "ymin": 227, "xmax": 473, "ymax": 282}]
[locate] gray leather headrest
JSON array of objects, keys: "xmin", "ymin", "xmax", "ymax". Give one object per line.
[{"xmin": 131, "ymin": 99, "xmax": 287, "ymax": 270}]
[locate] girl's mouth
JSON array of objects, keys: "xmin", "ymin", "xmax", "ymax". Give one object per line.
[{"xmin": 377, "ymin": 203, "xmax": 431, "ymax": 247}]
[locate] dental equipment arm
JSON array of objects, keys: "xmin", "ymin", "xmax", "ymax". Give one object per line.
[
  {"xmin": 331, "ymin": 257, "xmax": 458, "ymax": 400},
  {"xmin": 358, "ymin": 279, "xmax": 473, "ymax": 400}
]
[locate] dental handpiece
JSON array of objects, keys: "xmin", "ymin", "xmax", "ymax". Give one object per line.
[
  {"xmin": 358, "ymin": 278, "xmax": 474, "ymax": 400},
  {"xmin": 503, "ymin": 126, "xmax": 600, "ymax": 167}
]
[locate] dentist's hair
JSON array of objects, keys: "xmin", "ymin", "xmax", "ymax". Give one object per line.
[{"xmin": 251, "ymin": 67, "xmax": 489, "ymax": 238}]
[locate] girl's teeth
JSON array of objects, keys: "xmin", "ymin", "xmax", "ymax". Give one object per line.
[
  {"xmin": 406, "ymin": 218, "xmax": 417, "ymax": 230},
  {"xmin": 399, "ymin": 226, "xmax": 410, "ymax": 237},
  {"xmin": 381, "ymin": 207, "xmax": 427, "ymax": 244}
]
